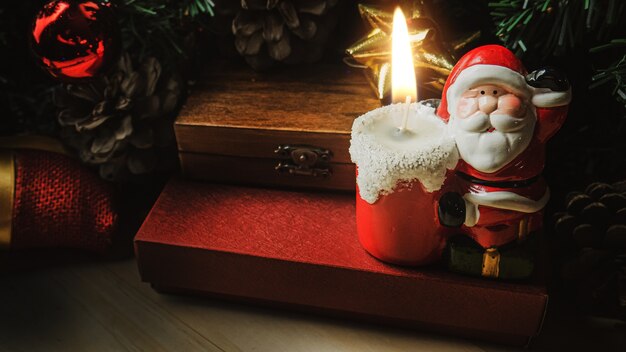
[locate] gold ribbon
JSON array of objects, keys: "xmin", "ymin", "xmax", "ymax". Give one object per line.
[
  {"xmin": 0, "ymin": 151, "xmax": 15, "ymax": 249},
  {"xmin": 0, "ymin": 135, "xmax": 70, "ymax": 156},
  {"xmin": 481, "ymin": 247, "xmax": 500, "ymax": 278},
  {"xmin": 344, "ymin": 2, "xmax": 480, "ymax": 100}
]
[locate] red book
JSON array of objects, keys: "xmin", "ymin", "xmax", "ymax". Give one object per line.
[{"xmin": 135, "ymin": 179, "xmax": 548, "ymax": 346}]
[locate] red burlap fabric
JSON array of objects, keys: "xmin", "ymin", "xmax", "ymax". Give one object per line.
[{"xmin": 10, "ymin": 150, "xmax": 117, "ymax": 252}]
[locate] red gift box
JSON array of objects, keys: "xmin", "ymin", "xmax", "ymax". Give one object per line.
[{"xmin": 135, "ymin": 179, "xmax": 548, "ymax": 346}]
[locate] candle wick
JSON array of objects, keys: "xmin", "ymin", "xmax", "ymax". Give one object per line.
[{"xmin": 398, "ymin": 95, "xmax": 411, "ymax": 133}]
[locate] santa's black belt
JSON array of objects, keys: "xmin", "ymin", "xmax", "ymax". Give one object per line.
[{"xmin": 455, "ymin": 172, "xmax": 539, "ymax": 189}]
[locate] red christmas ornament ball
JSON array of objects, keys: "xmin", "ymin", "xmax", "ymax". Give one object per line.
[{"xmin": 30, "ymin": 0, "xmax": 120, "ymax": 81}]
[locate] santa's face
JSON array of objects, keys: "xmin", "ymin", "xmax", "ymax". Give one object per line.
[{"xmin": 449, "ymin": 84, "xmax": 536, "ymax": 174}]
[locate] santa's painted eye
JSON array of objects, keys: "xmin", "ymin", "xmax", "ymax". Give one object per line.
[
  {"xmin": 493, "ymin": 90, "xmax": 498, "ymax": 95},
  {"xmin": 480, "ymin": 90, "xmax": 485, "ymax": 95}
]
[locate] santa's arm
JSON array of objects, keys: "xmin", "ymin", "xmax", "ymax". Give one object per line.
[
  {"xmin": 526, "ymin": 68, "xmax": 572, "ymax": 142},
  {"xmin": 463, "ymin": 189, "xmax": 550, "ymax": 227},
  {"xmin": 534, "ymin": 105, "xmax": 569, "ymax": 142},
  {"xmin": 438, "ymin": 190, "xmax": 550, "ymax": 228}
]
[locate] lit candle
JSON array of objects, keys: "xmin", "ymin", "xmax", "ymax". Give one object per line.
[
  {"xmin": 349, "ymin": 7, "xmax": 458, "ymax": 265},
  {"xmin": 391, "ymin": 7, "xmax": 417, "ymax": 133},
  {"xmin": 391, "ymin": 8, "xmax": 417, "ymax": 104}
]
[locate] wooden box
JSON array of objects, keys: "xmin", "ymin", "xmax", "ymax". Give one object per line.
[
  {"xmin": 135, "ymin": 179, "xmax": 549, "ymax": 346},
  {"xmin": 175, "ymin": 63, "xmax": 380, "ymax": 191}
]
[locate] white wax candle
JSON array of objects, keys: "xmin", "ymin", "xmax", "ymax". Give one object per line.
[{"xmin": 350, "ymin": 101, "xmax": 459, "ymax": 204}]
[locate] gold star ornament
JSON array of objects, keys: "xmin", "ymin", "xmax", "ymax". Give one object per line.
[{"xmin": 345, "ymin": 2, "xmax": 480, "ymax": 101}]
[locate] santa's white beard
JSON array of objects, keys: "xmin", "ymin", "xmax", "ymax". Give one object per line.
[{"xmin": 449, "ymin": 109, "xmax": 536, "ymax": 174}]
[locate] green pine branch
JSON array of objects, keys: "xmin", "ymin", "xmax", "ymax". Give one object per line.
[
  {"xmin": 590, "ymin": 39, "xmax": 626, "ymax": 107},
  {"xmin": 111, "ymin": 0, "xmax": 215, "ymax": 62},
  {"xmin": 488, "ymin": 0, "xmax": 624, "ymax": 58}
]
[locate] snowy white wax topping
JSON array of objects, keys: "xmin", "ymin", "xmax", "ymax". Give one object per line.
[{"xmin": 349, "ymin": 102, "xmax": 459, "ymax": 204}]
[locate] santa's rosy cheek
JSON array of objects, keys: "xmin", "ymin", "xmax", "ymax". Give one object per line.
[
  {"xmin": 456, "ymin": 97, "xmax": 478, "ymax": 118},
  {"xmin": 496, "ymin": 94, "xmax": 524, "ymax": 116}
]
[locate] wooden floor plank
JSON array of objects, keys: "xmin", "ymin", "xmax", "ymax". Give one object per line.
[
  {"xmin": 53, "ymin": 264, "xmax": 223, "ymax": 352},
  {"xmin": 108, "ymin": 259, "xmax": 490, "ymax": 352},
  {"xmin": 0, "ymin": 270, "xmax": 129, "ymax": 352},
  {"xmin": 2, "ymin": 257, "xmax": 624, "ymax": 351}
]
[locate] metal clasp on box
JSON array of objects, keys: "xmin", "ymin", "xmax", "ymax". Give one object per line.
[{"xmin": 274, "ymin": 145, "xmax": 332, "ymax": 177}]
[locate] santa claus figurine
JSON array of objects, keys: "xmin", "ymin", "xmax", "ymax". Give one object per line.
[{"xmin": 436, "ymin": 45, "xmax": 571, "ymax": 279}]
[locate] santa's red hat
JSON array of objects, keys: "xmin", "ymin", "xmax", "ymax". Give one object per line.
[{"xmin": 436, "ymin": 45, "xmax": 570, "ymax": 120}]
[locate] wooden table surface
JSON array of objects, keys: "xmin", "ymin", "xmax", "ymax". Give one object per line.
[{"xmin": 1, "ymin": 256, "xmax": 624, "ymax": 351}]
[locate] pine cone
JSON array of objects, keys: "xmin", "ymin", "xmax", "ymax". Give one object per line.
[
  {"xmin": 218, "ymin": 0, "xmax": 340, "ymax": 70},
  {"xmin": 553, "ymin": 181, "xmax": 626, "ymax": 320},
  {"xmin": 54, "ymin": 53, "xmax": 182, "ymax": 181}
]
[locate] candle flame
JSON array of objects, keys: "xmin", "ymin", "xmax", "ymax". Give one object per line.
[{"xmin": 391, "ymin": 7, "xmax": 417, "ymax": 104}]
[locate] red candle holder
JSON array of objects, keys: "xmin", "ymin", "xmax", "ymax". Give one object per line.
[{"xmin": 356, "ymin": 176, "xmax": 452, "ymax": 266}]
